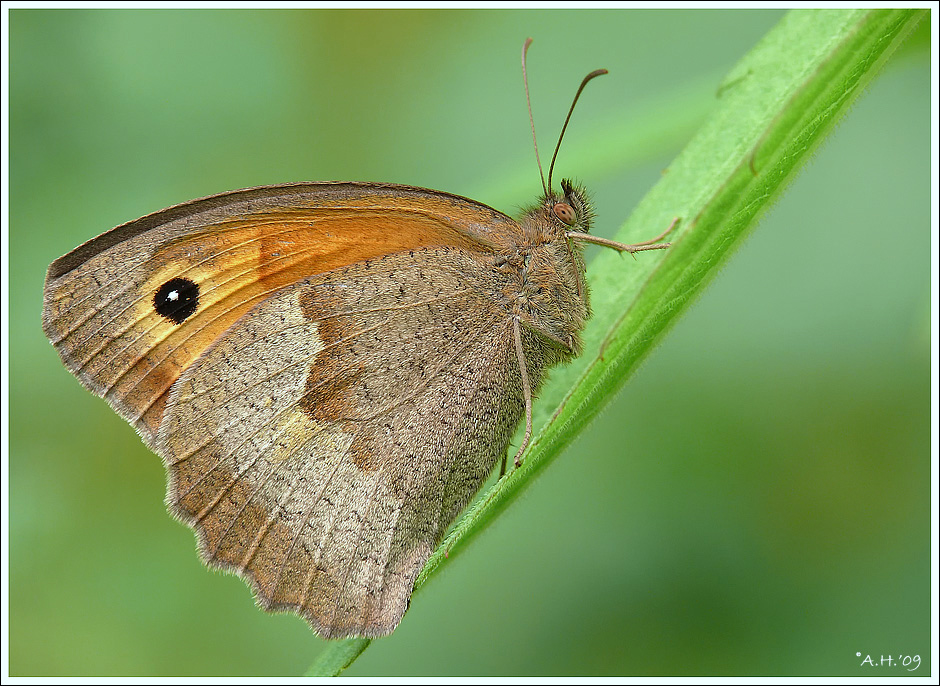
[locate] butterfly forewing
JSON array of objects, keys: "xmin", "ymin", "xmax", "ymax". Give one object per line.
[{"xmin": 42, "ymin": 183, "xmax": 510, "ymax": 444}]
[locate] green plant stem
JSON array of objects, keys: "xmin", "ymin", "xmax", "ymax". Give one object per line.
[
  {"xmin": 305, "ymin": 637, "xmax": 371, "ymax": 676},
  {"xmin": 307, "ymin": 8, "xmax": 925, "ymax": 676}
]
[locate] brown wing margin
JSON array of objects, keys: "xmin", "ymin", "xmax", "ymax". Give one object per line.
[{"xmin": 47, "ymin": 182, "xmax": 517, "ymax": 279}]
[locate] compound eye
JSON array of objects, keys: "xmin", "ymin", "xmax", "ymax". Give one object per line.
[{"xmin": 553, "ymin": 202, "xmax": 576, "ymax": 225}]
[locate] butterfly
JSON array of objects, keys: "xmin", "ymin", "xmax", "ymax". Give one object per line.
[{"xmin": 41, "ymin": 39, "xmax": 673, "ymax": 638}]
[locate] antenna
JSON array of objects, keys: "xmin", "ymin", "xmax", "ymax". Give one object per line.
[
  {"xmin": 546, "ymin": 68, "xmax": 608, "ymax": 194},
  {"xmin": 521, "ymin": 38, "xmax": 608, "ymax": 197},
  {"xmin": 521, "ymin": 38, "xmax": 546, "ymax": 196}
]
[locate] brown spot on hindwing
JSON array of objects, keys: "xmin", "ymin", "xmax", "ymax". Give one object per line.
[
  {"xmin": 296, "ymin": 283, "xmax": 384, "ymax": 472},
  {"xmin": 297, "ymin": 287, "xmax": 362, "ymax": 425}
]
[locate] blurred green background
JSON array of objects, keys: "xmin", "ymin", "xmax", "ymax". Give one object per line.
[{"xmin": 9, "ymin": 8, "xmax": 930, "ymax": 677}]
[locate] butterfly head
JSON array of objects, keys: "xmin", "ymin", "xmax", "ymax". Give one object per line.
[{"xmin": 549, "ymin": 178, "xmax": 594, "ymax": 234}]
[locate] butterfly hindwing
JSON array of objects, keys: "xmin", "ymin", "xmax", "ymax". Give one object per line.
[{"xmin": 157, "ymin": 247, "xmax": 526, "ymax": 637}]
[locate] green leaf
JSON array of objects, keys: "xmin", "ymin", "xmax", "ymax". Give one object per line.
[
  {"xmin": 304, "ymin": 637, "xmax": 371, "ymax": 677},
  {"xmin": 307, "ymin": 8, "xmax": 925, "ymax": 676}
]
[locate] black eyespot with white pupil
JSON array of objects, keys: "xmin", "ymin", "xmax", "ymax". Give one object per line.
[
  {"xmin": 154, "ymin": 277, "xmax": 199, "ymax": 324},
  {"xmin": 553, "ymin": 202, "xmax": 576, "ymax": 225}
]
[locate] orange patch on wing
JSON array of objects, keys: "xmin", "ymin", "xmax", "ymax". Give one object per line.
[{"xmin": 251, "ymin": 207, "xmax": 490, "ymax": 279}]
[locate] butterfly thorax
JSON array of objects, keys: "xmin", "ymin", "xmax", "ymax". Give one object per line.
[{"xmin": 494, "ymin": 181, "xmax": 593, "ymax": 357}]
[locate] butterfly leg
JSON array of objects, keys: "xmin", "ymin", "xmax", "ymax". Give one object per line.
[
  {"xmin": 622, "ymin": 216, "xmax": 680, "ymax": 249},
  {"xmin": 566, "ymin": 216, "xmax": 680, "ymax": 255},
  {"xmin": 511, "ymin": 316, "xmax": 534, "ymax": 469}
]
